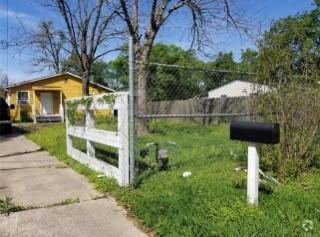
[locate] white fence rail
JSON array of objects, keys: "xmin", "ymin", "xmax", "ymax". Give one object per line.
[{"xmin": 65, "ymin": 92, "xmax": 129, "ymax": 186}]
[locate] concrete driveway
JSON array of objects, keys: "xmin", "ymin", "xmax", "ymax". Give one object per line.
[{"xmin": 0, "ymin": 134, "xmax": 147, "ymax": 237}]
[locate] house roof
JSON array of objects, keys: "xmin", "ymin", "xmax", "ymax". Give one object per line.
[{"xmin": 7, "ymin": 72, "xmax": 115, "ymax": 92}]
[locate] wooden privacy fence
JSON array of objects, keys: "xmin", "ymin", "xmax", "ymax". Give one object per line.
[
  {"xmin": 146, "ymin": 96, "xmax": 254, "ymax": 123},
  {"xmin": 65, "ymin": 92, "xmax": 129, "ymax": 186}
]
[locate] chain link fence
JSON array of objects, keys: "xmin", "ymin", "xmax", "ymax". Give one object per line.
[
  {"xmin": 129, "ymin": 58, "xmax": 320, "ymax": 185},
  {"xmin": 131, "ymin": 61, "xmax": 262, "ymax": 185},
  {"xmin": 134, "ymin": 61, "xmax": 258, "ymax": 120}
]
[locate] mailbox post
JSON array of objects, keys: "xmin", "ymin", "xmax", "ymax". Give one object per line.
[
  {"xmin": 230, "ymin": 121, "xmax": 280, "ymax": 206},
  {"xmin": 247, "ymin": 143, "xmax": 259, "ymax": 205}
]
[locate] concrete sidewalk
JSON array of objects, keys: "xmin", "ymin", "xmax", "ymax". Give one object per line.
[
  {"xmin": 0, "ymin": 199, "xmax": 146, "ymax": 237},
  {"xmin": 0, "ymin": 134, "xmax": 41, "ymax": 157},
  {"xmin": 0, "ymin": 134, "xmax": 147, "ymax": 237}
]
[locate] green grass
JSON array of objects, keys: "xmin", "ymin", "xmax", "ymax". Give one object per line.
[
  {"xmin": 72, "ymin": 136, "xmax": 119, "ymax": 167},
  {"xmin": 95, "ymin": 116, "xmax": 118, "ymax": 131},
  {"xmin": 26, "ymin": 121, "xmax": 320, "ymax": 236},
  {"xmin": 0, "ymin": 197, "xmax": 28, "ymax": 216}
]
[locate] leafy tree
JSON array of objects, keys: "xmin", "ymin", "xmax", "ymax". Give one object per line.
[
  {"xmin": 203, "ymin": 52, "xmax": 238, "ymax": 90},
  {"xmin": 104, "ymin": 47, "xmax": 129, "ymax": 90},
  {"xmin": 106, "ymin": 45, "xmax": 259, "ymax": 96},
  {"xmin": 62, "ymin": 54, "xmax": 113, "ymax": 88},
  {"xmin": 106, "ymin": 43, "xmax": 203, "ymax": 98},
  {"xmin": 91, "ymin": 61, "xmax": 111, "ymax": 87},
  {"xmin": 209, "ymin": 52, "xmax": 237, "ymax": 70},
  {"xmin": 239, "ymin": 48, "xmax": 258, "ymax": 73},
  {"xmin": 258, "ymin": 0, "xmax": 320, "ymax": 83},
  {"xmin": 147, "ymin": 44, "xmax": 203, "ymax": 101}
]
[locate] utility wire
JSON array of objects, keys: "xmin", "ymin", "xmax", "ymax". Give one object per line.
[{"xmin": 6, "ymin": 0, "xmax": 9, "ymax": 81}]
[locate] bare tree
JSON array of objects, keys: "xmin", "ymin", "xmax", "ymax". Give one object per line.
[
  {"xmin": 0, "ymin": 16, "xmax": 66, "ymax": 74},
  {"xmin": 44, "ymin": 0, "xmax": 122, "ymax": 95},
  {"xmin": 118, "ymin": 0, "xmax": 248, "ymax": 134},
  {"xmin": 30, "ymin": 21, "xmax": 66, "ymax": 73}
]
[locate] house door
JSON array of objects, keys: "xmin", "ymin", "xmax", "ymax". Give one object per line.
[{"xmin": 40, "ymin": 93, "xmax": 53, "ymax": 115}]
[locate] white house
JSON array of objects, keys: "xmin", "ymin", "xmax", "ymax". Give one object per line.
[{"xmin": 208, "ymin": 80, "xmax": 269, "ymax": 98}]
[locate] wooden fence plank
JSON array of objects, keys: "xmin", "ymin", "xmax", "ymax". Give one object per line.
[{"xmin": 67, "ymin": 126, "xmax": 121, "ymax": 149}]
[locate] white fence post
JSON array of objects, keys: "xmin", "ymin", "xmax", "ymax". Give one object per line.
[
  {"xmin": 86, "ymin": 109, "xmax": 95, "ymax": 158},
  {"xmin": 65, "ymin": 103, "xmax": 72, "ymax": 155},
  {"xmin": 117, "ymin": 94, "xmax": 129, "ymax": 186}
]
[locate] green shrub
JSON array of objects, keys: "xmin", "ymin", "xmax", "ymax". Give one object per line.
[
  {"xmin": 256, "ymin": 85, "xmax": 320, "ymax": 180},
  {"xmin": 310, "ymin": 135, "xmax": 320, "ymax": 168},
  {"xmin": 20, "ymin": 110, "xmax": 28, "ymax": 122}
]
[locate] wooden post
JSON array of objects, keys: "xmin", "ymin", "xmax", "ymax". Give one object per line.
[
  {"xmin": 86, "ymin": 109, "xmax": 95, "ymax": 158},
  {"xmin": 117, "ymin": 94, "xmax": 129, "ymax": 186},
  {"xmin": 65, "ymin": 102, "xmax": 72, "ymax": 155},
  {"xmin": 247, "ymin": 143, "xmax": 259, "ymax": 206}
]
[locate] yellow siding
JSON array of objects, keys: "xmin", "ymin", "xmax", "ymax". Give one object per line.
[
  {"xmin": 9, "ymin": 74, "xmax": 109, "ymax": 121},
  {"xmin": 94, "ymin": 109, "xmax": 113, "ymax": 117}
]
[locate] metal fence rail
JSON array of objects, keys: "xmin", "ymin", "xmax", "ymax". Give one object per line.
[{"xmin": 136, "ymin": 112, "xmax": 254, "ymax": 118}]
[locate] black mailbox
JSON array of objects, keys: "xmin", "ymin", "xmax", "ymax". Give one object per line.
[{"xmin": 230, "ymin": 120, "xmax": 280, "ymax": 144}]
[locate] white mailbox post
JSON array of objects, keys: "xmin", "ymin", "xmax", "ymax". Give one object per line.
[
  {"xmin": 247, "ymin": 143, "xmax": 260, "ymax": 205},
  {"xmin": 230, "ymin": 121, "xmax": 280, "ymax": 206}
]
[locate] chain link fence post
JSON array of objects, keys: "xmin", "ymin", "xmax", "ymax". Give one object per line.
[{"xmin": 128, "ymin": 36, "xmax": 135, "ymax": 183}]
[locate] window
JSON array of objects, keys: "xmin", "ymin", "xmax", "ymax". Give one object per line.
[{"xmin": 17, "ymin": 91, "xmax": 29, "ymax": 105}]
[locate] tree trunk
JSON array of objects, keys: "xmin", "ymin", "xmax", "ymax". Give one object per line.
[
  {"xmin": 82, "ymin": 70, "xmax": 90, "ymax": 96},
  {"xmin": 136, "ymin": 33, "xmax": 155, "ymax": 135},
  {"xmin": 137, "ymin": 62, "xmax": 149, "ymax": 135}
]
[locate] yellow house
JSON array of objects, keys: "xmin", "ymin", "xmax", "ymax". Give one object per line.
[{"xmin": 7, "ymin": 72, "xmax": 114, "ymax": 122}]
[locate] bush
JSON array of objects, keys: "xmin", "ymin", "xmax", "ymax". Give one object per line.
[
  {"xmin": 20, "ymin": 110, "xmax": 28, "ymax": 122},
  {"xmin": 256, "ymin": 84, "xmax": 320, "ymax": 180},
  {"xmin": 310, "ymin": 135, "xmax": 320, "ymax": 168}
]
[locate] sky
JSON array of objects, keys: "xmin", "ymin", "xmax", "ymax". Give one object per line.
[{"xmin": 0, "ymin": 0, "xmax": 316, "ymax": 84}]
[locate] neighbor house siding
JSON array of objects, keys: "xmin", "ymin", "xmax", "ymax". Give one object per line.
[
  {"xmin": 9, "ymin": 74, "xmax": 109, "ymax": 121},
  {"xmin": 208, "ymin": 80, "xmax": 270, "ymax": 98}
]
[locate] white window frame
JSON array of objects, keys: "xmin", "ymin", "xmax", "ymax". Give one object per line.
[{"xmin": 17, "ymin": 91, "xmax": 29, "ymax": 105}]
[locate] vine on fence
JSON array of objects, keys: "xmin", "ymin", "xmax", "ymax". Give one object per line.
[
  {"xmin": 66, "ymin": 94, "xmax": 118, "ymax": 126},
  {"xmin": 97, "ymin": 94, "xmax": 117, "ymax": 106}
]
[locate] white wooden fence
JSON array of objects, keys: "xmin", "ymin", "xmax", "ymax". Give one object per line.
[{"xmin": 65, "ymin": 92, "xmax": 129, "ymax": 186}]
